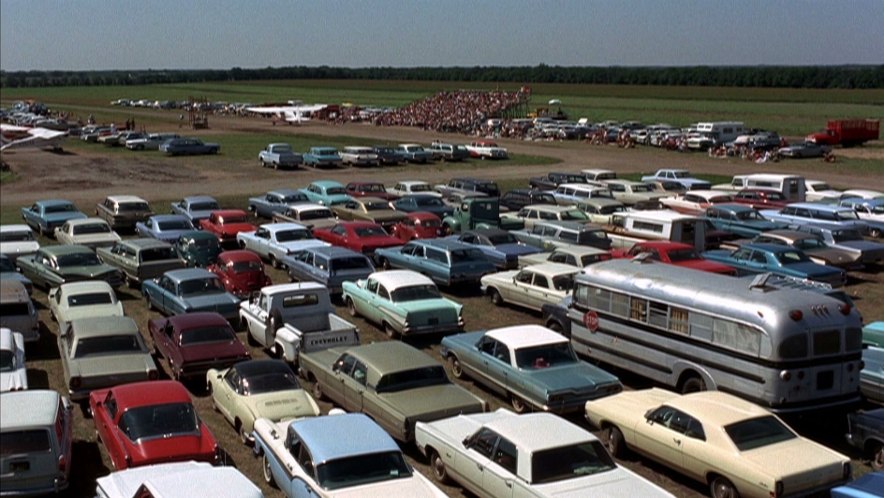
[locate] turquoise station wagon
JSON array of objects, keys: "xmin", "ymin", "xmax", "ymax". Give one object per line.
[{"xmin": 375, "ymin": 239, "xmax": 496, "ymax": 287}]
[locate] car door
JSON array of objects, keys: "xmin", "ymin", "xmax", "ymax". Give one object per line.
[
  {"xmin": 93, "ymin": 391, "xmax": 122, "ymax": 467},
  {"xmin": 482, "ymin": 436, "xmax": 518, "ymax": 498},
  {"xmin": 525, "ymin": 273, "xmax": 551, "ymax": 311},
  {"xmin": 327, "ymin": 353, "xmax": 357, "ymax": 406},
  {"xmin": 352, "ymin": 277, "xmax": 379, "ymax": 321},
  {"xmin": 149, "ymin": 275, "xmax": 172, "ymax": 311},
  {"xmin": 455, "ymin": 428, "xmax": 498, "ymax": 497},
  {"xmin": 215, "ymin": 368, "xmax": 240, "ymax": 424},
  {"xmin": 288, "ymin": 251, "xmax": 313, "ymax": 282},
  {"xmin": 505, "ymin": 269, "xmax": 534, "ymax": 304},
  {"xmin": 341, "ymin": 360, "xmax": 367, "ymax": 414},
  {"xmin": 242, "ymin": 293, "xmax": 269, "ymax": 343},
  {"xmin": 633, "ymin": 405, "xmax": 686, "ymax": 471},
  {"xmin": 471, "ymin": 337, "xmax": 507, "ymax": 395}
]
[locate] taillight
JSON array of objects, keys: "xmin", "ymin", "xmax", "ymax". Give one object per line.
[
  {"xmin": 69, "ymin": 377, "xmax": 81, "ymax": 390},
  {"xmin": 779, "ymin": 370, "xmax": 791, "ymax": 381},
  {"xmin": 58, "ymin": 454, "xmax": 66, "ymax": 473},
  {"xmin": 148, "ymin": 370, "xmax": 158, "ymax": 381},
  {"xmin": 839, "ymin": 303, "xmax": 851, "ymax": 315},
  {"xmin": 788, "ymin": 309, "xmax": 803, "ymax": 321}
]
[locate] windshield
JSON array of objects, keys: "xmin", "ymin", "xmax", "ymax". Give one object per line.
[
  {"xmin": 561, "ymin": 210, "xmax": 589, "ymax": 221},
  {"xmin": 118, "ymin": 202, "xmax": 150, "ymax": 212},
  {"xmin": 219, "ymin": 215, "xmax": 247, "ymax": 224},
  {"xmin": 243, "ymin": 371, "xmax": 300, "ymax": 395},
  {"xmin": 231, "ymin": 260, "xmax": 263, "ymax": 273},
  {"xmin": 666, "ymin": 248, "xmax": 700, "ymax": 262},
  {"xmin": 410, "ymin": 184, "xmax": 432, "ymax": 192},
  {"xmin": 180, "ymin": 326, "xmax": 235, "ymax": 345},
  {"xmin": 178, "ymin": 277, "xmax": 225, "ymax": 296},
  {"xmin": 551, "ymin": 274, "xmax": 575, "ymax": 291},
  {"xmin": 73, "ymin": 223, "xmax": 111, "ymax": 235},
  {"xmin": 0, "ymin": 350, "xmax": 15, "ymax": 372},
  {"xmin": 326, "ymin": 187, "xmax": 346, "ymax": 195},
  {"xmin": 330, "ymin": 257, "xmax": 371, "ymax": 271},
  {"xmin": 390, "ymin": 284, "xmax": 441, "ymax": 302},
  {"xmin": 416, "ymin": 197, "xmax": 444, "ymax": 207},
  {"xmin": 68, "ymin": 292, "xmax": 113, "ymax": 307},
  {"xmin": 74, "ymin": 334, "xmax": 143, "ymax": 358},
  {"xmin": 531, "ymin": 441, "xmax": 616, "ymax": 484},
  {"xmin": 353, "ymin": 226, "xmax": 388, "ymax": 237},
  {"xmin": 725, "ymin": 416, "xmax": 796, "ymax": 451},
  {"xmin": 56, "ymin": 252, "xmax": 101, "ymax": 267},
  {"xmin": 300, "ymin": 209, "xmax": 333, "ymax": 220},
  {"xmin": 190, "ymin": 237, "xmax": 219, "ymax": 250},
  {"xmin": 775, "ymin": 250, "xmax": 810, "ymax": 264},
  {"xmin": 631, "ymin": 184, "xmax": 654, "ymax": 193},
  {"xmin": 514, "ymin": 343, "xmax": 577, "ymax": 369},
  {"xmin": 140, "ymin": 247, "xmax": 177, "ymax": 262},
  {"xmin": 191, "ymin": 202, "xmax": 219, "ymax": 211},
  {"xmin": 119, "ymin": 402, "xmax": 199, "ymax": 442},
  {"xmin": 159, "ymin": 220, "xmax": 193, "ymax": 231},
  {"xmin": 449, "ymin": 248, "xmax": 485, "ymax": 263},
  {"xmin": 44, "ymin": 204, "xmax": 76, "ymax": 213},
  {"xmin": 0, "ymin": 231, "xmax": 34, "ymax": 242},
  {"xmin": 317, "ymin": 451, "xmax": 412, "ymax": 490},
  {"xmin": 281, "ymin": 195, "xmax": 305, "ymax": 203},
  {"xmin": 276, "ymin": 229, "xmax": 311, "ymax": 242},
  {"xmin": 375, "ymin": 366, "xmax": 449, "ymax": 393},
  {"xmin": 487, "ymin": 233, "xmax": 518, "ymax": 245}
]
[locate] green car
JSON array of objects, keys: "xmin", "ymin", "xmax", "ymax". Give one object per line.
[
  {"xmin": 173, "ymin": 230, "xmax": 222, "ymax": 268},
  {"xmin": 16, "ymin": 245, "xmax": 124, "ymax": 290},
  {"xmin": 342, "ymin": 270, "xmax": 464, "ymax": 338},
  {"xmin": 96, "ymin": 238, "xmax": 185, "ymax": 286}
]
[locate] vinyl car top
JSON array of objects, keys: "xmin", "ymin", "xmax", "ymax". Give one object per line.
[
  {"xmin": 364, "ymin": 269, "xmax": 436, "ymax": 292},
  {"xmin": 101, "ymin": 380, "xmax": 192, "ymax": 411},
  {"xmin": 105, "ymin": 195, "xmax": 150, "ymax": 207},
  {"xmin": 96, "ymin": 462, "xmax": 259, "ymax": 498},
  {"xmin": 182, "ymin": 195, "xmax": 219, "ymax": 207},
  {"xmin": 480, "ymin": 412, "xmax": 594, "ymax": 452},
  {"xmin": 67, "ymin": 315, "xmax": 140, "ymax": 339},
  {"xmin": 258, "ymin": 281, "xmax": 325, "ymax": 297},
  {"xmin": 338, "ymin": 341, "xmax": 442, "ymax": 386},
  {"xmin": 485, "ymin": 324, "xmax": 570, "ymax": 351},
  {"xmin": 257, "ymin": 222, "xmax": 310, "ymax": 235},
  {"xmin": 288, "ymin": 413, "xmax": 399, "ymax": 465},
  {"xmin": 54, "ymin": 280, "xmax": 118, "ymax": 298},
  {"xmin": 163, "ymin": 268, "xmax": 221, "ymax": 284},
  {"xmin": 0, "ymin": 279, "xmax": 30, "ymax": 302},
  {"xmin": 0, "ymin": 389, "xmax": 63, "ymax": 428},
  {"xmin": 650, "ymin": 389, "xmax": 791, "ymax": 428}
]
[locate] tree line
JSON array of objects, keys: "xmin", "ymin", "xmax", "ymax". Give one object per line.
[{"xmin": 1, "ymin": 65, "xmax": 882, "ymax": 89}]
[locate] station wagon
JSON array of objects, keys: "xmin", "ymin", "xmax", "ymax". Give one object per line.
[
  {"xmin": 283, "ymin": 246, "xmax": 375, "ymax": 295},
  {"xmin": 513, "ymin": 220, "xmax": 612, "ymax": 251},
  {"xmin": 96, "ymin": 238, "xmax": 185, "ymax": 286},
  {"xmin": 375, "ymin": 239, "xmax": 496, "ymax": 287}
]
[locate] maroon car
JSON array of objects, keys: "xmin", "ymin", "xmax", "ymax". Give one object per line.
[
  {"xmin": 198, "ymin": 209, "xmax": 257, "ymax": 246},
  {"xmin": 390, "ymin": 212, "xmax": 442, "ymax": 242},
  {"xmin": 148, "ymin": 312, "xmax": 250, "ymax": 381},
  {"xmin": 345, "ymin": 181, "xmax": 399, "ymax": 201},
  {"xmin": 312, "ymin": 221, "xmax": 402, "ymax": 260},
  {"xmin": 732, "ymin": 188, "xmax": 791, "ymax": 209},
  {"xmin": 207, "ymin": 250, "xmax": 272, "ymax": 298}
]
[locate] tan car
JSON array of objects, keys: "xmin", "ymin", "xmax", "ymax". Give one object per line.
[
  {"xmin": 585, "ymin": 389, "xmax": 851, "ymax": 498},
  {"xmin": 330, "ymin": 196, "xmax": 406, "ymax": 230},
  {"xmin": 54, "ymin": 218, "xmax": 121, "ymax": 249}
]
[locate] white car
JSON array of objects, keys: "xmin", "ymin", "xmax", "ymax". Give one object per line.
[
  {"xmin": 465, "ymin": 140, "xmax": 508, "ymax": 159},
  {"xmin": 386, "ymin": 180, "xmax": 442, "ymax": 198},
  {"xmin": 95, "ymin": 461, "xmax": 263, "ymax": 498},
  {"xmin": 481, "ymin": 263, "xmax": 578, "ymax": 312},
  {"xmin": 804, "ymin": 180, "xmax": 842, "ymax": 202},
  {"xmin": 54, "ymin": 217, "xmax": 121, "ymax": 249},
  {"xmin": 48, "ymin": 281, "xmax": 124, "ymax": 331},
  {"xmin": 236, "ymin": 223, "xmax": 328, "ymax": 269},
  {"xmin": 0, "ymin": 224, "xmax": 40, "ymax": 262},
  {"xmin": 416, "ymin": 409, "xmax": 674, "ymax": 497},
  {"xmin": 0, "ymin": 328, "xmax": 27, "ymax": 392}
]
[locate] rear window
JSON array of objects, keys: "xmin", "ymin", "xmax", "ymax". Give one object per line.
[
  {"xmin": 0, "ymin": 429, "xmax": 51, "ymax": 455},
  {"xmin": 0, "ymin": 303, "xmax": 30, "ymax": 315},
  {"xmin": 68, "ymin": 292, "xmax": 113, "ymax": 307},
  {"xmin": 139, "ymin": 247, "xmax": 177, "ymax": 262},
  {"xmin": 725, "ymin": 416, "xmax": 796, "ymax": 451},
  {"xmin": 330, "ymin": 257, "xmax": 371, "ymax": 271},
  {"xmin": 74, "ymin": 335, "xmax": 143, "ymax": 358}
]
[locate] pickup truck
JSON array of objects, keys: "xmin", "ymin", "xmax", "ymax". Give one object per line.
[
  {"xmin": 302, "ymin": 147, "xmax": 343, "ymax": 168},
  {"xmin": 805, "ymin": 119, "xmax": 880, "ymax": 147},
  {"xmin": 396, "ymin": 143, "xmax": 433, "ymax": 164},
  {"xmin": 247, "ymin": 189, "xmax": 309, "ymax": 219},
  {"xmin": 239, "ymin": 283, "xmax": 359, "ymax": 365},
  {"xmin": 528, "ymin": 172, "xmax": 587, "ymax": 191},
  {"xmin": 258, "ymin": 143, "xmax": 303, "ymax": 170},
  {"xmin": 428, "ymin": 142, "xmax": 469, "ymax": 162},
  {"xmin": 441, "ymin": 197, "xmax": 524, "ymax": 234},
  {"xmin": 640, "ymin": 169, "xmax": 711, "ymax": 190}
]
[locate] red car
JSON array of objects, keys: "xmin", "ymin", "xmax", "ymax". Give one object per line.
[
  {"xmin": 198, "ymin": 210, "xmax": 257, "ymax": 246},
  {"xmin": 148, "ymin": 312, "xmax": 250, "ymax": 381},
  {"xmin": 731, "ymin": 189, "xmax": 790, "ymax": 209},
  {"xmin": 207, "ymin": 250, "xmax": 272, "ymax": 298},
  {"xmin": 612, "ymin": 241, "xmax": 736, "ymax": 275},
  {"xmin": 345, "ymin": 181, "xmax": 399, "ymax": 201},
  {"xmin": 390, "ymin": 212, "xmax": 442, "ymax": 242},
  {"xmin": 312, "ymin": 221, "xmax": 402, "ymax": 258},
  {"xmin": 90, "ymin": 380, "xmax": 219, "ymax": 469}
]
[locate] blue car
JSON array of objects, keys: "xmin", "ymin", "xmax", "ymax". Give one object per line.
[
  {"xmin": 170, "ymin": 195, "xmax": 221, "ymax": 225},
  {"xmin": 704, "ymin": 204, "xmax": 788, "ymax": 238},
  {"xmin": 302, "ymin": 147, "xmax": 343, "ymax": 168},
  {"xmin": 374, "ymin": 239, "xmax": 495, "ymax": 287},
  {"xmin": 298, "ymin": 180, "xmax": 353, "ymax": 206},
  {"xmin": 135, "ymin": 214, "xmax": 196, "ymax": 242},
  {"xmin": 830, "ymin": 471, "xmax": 884, "ymax": 497},
  {"xmin": 159, "ymin": 137, "xmax": 219, "ymax": 155},
  {"xmin": 760, "ymin": 202, "xmax": 868, "ymax": 233},
  {"xmin": 447, "ymin": 228, "xmax": 543, "ymax": 269},
  {"xmin": 20, "ymin": 199, "xmax": 87, "ymax": 236},
  {"xmin": 391, "ymin": 194, "xmax": 454, "ymax": 217},
  {"xmin": 702, "ymin": 242, "xmax": 847, "ymax": 287},
  {"xmin": 142, "ymin": 268, "xmax": 240, "ymax": 321},
  {"xmin": 282, "ymin": 246, "xmax": 375, "ymax": 295}
]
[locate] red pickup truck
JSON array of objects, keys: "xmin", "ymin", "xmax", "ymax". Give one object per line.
[
  {"xmin": 805, "ymin": 119, "xmax": 879, "ymax": 147},
  {"xmin": 612, "ymin": 241, "xmax": 736, "ymax": 275}
]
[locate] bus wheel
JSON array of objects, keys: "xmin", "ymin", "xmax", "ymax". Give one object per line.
[{"xmin": 680, "ymin": 375, "xmax": 706, "ymax": 393}]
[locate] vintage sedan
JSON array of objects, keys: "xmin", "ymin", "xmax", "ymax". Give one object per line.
[
  {"xmin": 749, "ymin": 230, "xmax": 861, "ymax": 269},
  {"xmin": 415, "ymin": 410, "xmax": 673, "ymax": 497},
  {"xmin": 207, "ymin": 250, "xmax": 272, "ymax": 298},
  {"xmin": 481, "ymin": 263, "xmax": 579, "ymax": 312},
  {"xmin": 391, "ymin": 194, "xmax": 455, "ymax": 218},
  {"xmin": 141, "ymin": 268, "xmax": 241, "ymax": 321},
  {"xmin": 732, "ymin": 189, "xmax": 790, "ymax": 209},
  {"xmin": 312, "ymin": 221, "xmax": 402, "ymax": 261},
  {"xmin": 207, "ymin": 359, "xmax": 320, "ymax": 445},
  {"xmin": 519, "ymin": 245, "xmax": 612, "ymax": 269},
  {"xmin": 247, "ymin": 189, "xmax": 310, "ymax": 219},
  {"xmin": 448, "ymin": 228, "xmax": 543, "ymax": 269},
  {"xmin": 343, "ymin": 270, "xmax": 463, "ymax": 338},
  {"xmin": 20, "ymin": 199, "xmax": 87, "ymax": 236},
  {"xmin": 375, "ymin": 239, "xmax": 496, "ymax": 288},
  {"xmin": 864, "ymin": 321, "xmax": 884, "ymax": 348},
  {"xmin": 254, "ymin": 413, "xmax": 447, "ymax": 497},
  {"xmin": 585, "ymin": 389, "xmax": 852, "ymax": 498},
  {"xmin": 660, "ymin": 190, "xmax": 735, "ymax": 216},
  {"xmin": 237, "ymin": 222, "xmax": 328, "ymax": 269},
  {"xmin": 96, "ymin": 238, "xmax": 185, "ymax": 287},
  {"xmin": 298, "ymin": 180, "xmax": 353, "ymax": 206},
  {"xmin": 284, "ymin": 246, "xmax": 375, "ymax": 295},
  {"xmin": 575, "ymin": 197, "xmax": 627, "ymax": 224},
  {"xmin": 169, "ymin": 195, "xmax": 221, "ymax": 225},
  {"xmin": 135, "ymin": 214, "xmax": 196, "ymax": 243},
  {"xmin": 778, "ymin": 141, "xmax": 831, "ymax": 158},
  {"xmin": 330, "ymin": 196, "xmax": 407, "ymax": 229},
  {"xmin": 0, "ymin": 253, "xmax": 33, "ymax": 294},
  {"xmin": 48, "ymin": 281, "xmax": 124, "ymax": 330},
  {"xmin": 271, "ymin": 203, "xmax": 338, "ymax": 230},
  {"xmin": 95, "ymin": 461, "xmax": 262, "ymax": 498},
  {"xmin": 0, "ymin": 327, "xmax": 27, "ymax": 392},
  {"xmin": 443, "ymin": 325, "xmax": 622, "ymax": 414},
  {"xmin": 390, "ymin": 212, "xmax": 443, "ymax": 242},
  {"xmin": 860, "ymin": 346, "xmax": 883, "ymax": 404},
  {"xmin": 149, "ymin": 312, "xmax": 250, "ymax": 381},
  {"xmin": 94, "ymin": 195, "xmax": 154, "ymax": 232},
  {"xmin": 90, "ymin": 380, "xmax": 219, "ymax": 469},
  {"xmin": 54, "ymin": 218, "xmax": 121, "ymax": 248},
  {"xmin": 173, "ymin": 230, "xmax": 222, "ymax": 268},
  {"xmin": 793, "ymin": 225, "xmax": 884, "ymax": 266},
  {"xmin": 299, "ymin": 341, "xmax": 486, "ymax": 442},
  {"xmin": 199, "ymin": 209, "xmax": 257, "ymax": 246},
  {"xmin": 59, "ymin": 316, "xmax": 158, "ymax": 401},
  {"xmin": 704, "ymin": 204, "xmax": 788, "ymax": 238},
  {"xmin": 465, "ymin": 139, "xmax": 508, "ymax": 159},
  {"xmin": 0, "ymin": 224, "xmax": 40, "ymax": 261},
  {"xmin": 159, "ymin": 137, "xmax": 220, "ymax": 155},
  {"xmin": 17, "ymin": 245, "xmax": 124, "ymax": 290},
  {"xmin": 612, "ymin": 241, "xmax": 737, "ymax": 275},
  {"xmin": 345, "ymin": 181, "xmax": 398, "ymax": 201},
  {"xmin": 845, "ymin": 409, "xmax": 883, "ymax": 471},
  {"xmin": 386, "ymin": 180, "xmax": 441, "ymax": 198},
  {"xmin": 703, "ymin": 242, "xmax": 847, "ymax": 287}
]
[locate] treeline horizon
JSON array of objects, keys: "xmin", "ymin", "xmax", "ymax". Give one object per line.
[{"xmin": 1, "ymin": 64, "xmax": 882, "ymax": 89}]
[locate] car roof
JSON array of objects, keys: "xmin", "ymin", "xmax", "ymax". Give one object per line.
[
  {"xmin": 0, "ymin": 280, "xmax": 29, "ymax": 301},
  {"xmin": 108, "ymin": 380, "xmax": 192, "ymax": 410},
  {"xmin": 70, "ymin": 316, "xmax": 139, "ymax": 338},
  {"xmin": 710, "ymin": 203, "xmax": 755, "ymax": 212},
  {"xmin": 741, "ymin": 242, "xmax": 797, "ymax": 254},
  {"xmin": 525, "ymin": 204, "xmax": 574, "ymax": 212},
  {"xmin": 179, "ymin": 230, "xmax": 217, "ymax": 241},
  {"xmin": 210, "ymin": 209, "xmax": 248, "ymax": 217},
  {"xmin": 369, "ymin": 270, "xmax": 434, "ymax": 290},
  {"xmin": 57, "ymin": 280, "xmax": 115, "ymax": 295},
  {"xmin": 486, "ymin": 325, "xmax": 568, "ymax": 349},
  {"xmin": 63, "ymin": 217, "xmax": 109, "ymax": 227},
  {"xmin": 350, "ymin": 341, "xmax": 438, "ymax": 374},
  {"xmin": 292, "ymin": 413, "xmax": 398, "ymax": 464},
  {"xmin": 218, "ymin": 250, "xmax": 262, "ymax": 264},
  {"xmin": 0, "ymin": 224, "xmax": 34, "ymax": 233},
  {"xmin": 483, "ymin": 411, "xmax": 593, "ymax": 452},
  {"xmin": 163, "ymin": 312, "xmax": 230, "ymax": 330},
  {"xmin": 0, "ymin": 390, "xmax": 61, "ymax": 429},
  {"xmin": 784, "ymin": 202, "xmax": 853, "ymax": 212},
  {"xmin": 667, "ymin": 391, "xmax": 773, "ymax": 427},
  {"xmin": 106, "ymin": 195, "xmax": 148, "ymax": 204},
  {"xmin": 519, "ymin": 263, "xmax": 580, "ymax": 277},
  {"xmin": 262, "ymin": 222, "xmax": 308, "ymax": 232},
  {"xmin": 261, "ymin": 282, "xmax": 326, "ymax": 296},
  {"xmin": 413, "ymin": 238, "xmax": 471, "ymax": 250},
  {"xmin": 35, "ymin": 199, "xmax": 76, "ymax": 207},
  {"xmin": 150, "ymin": 214, "xmax": 190, "ymax": 223},
  {"xmin": 183, "ymin": 195, "xmax": 217, "ymax": 203},
  {"xmin": 310, "ymin": 180, "xmax": 345, "ymax": 188},
  {"xmin": 534, "ymin": 220, "xmax": 602, "ymax": 231},
  {"xmin": 165, "ymin": 268, "xmax": 216, "ymax": 282},
  {"xmin": 268, "ymin": 188, "xmax": 302, "ymax": 197},
  {"xmin": 40, "ymin": 244, "xmax": 94, "ymax": 256},
  {"xmin": 232, "ymin": 359, "xmax": 292, "ymax": 379},
  {"xmin": 288, "ymin": 203, "xmax": 329, "ymax": 213}
]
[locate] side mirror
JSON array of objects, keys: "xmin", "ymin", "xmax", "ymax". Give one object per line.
[{"xmin": 462, "ymin": 434, "xmax": 474, "ymax": 448}]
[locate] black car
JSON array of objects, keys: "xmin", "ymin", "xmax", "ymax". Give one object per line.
[
  {"xmin": 372, "ymin": 145, "xmax": 401, "ymax": 165},
  {"xmin": 500, "ymin": 189, "xmax": 557, "ymax": 211}
]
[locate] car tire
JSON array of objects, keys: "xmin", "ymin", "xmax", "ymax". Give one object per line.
[
  {"xmin": 237, "ymin": 420, "xmax": 251, "ymax": 446},
  {"xmin": 489, "ymin": 288, "xmax": 504, "ymax": 306},
  {"xmin": 603, "ymin": 426, "xmax": 626, "ymax": 458},
  {"xmin": 710, "ymin": 476, "xmax": 739, "ymax": 498},
  {"xmin": 144, "ymin": 292, "xmax": 154, "ymax": 311},
  {"xmin": 262, "ymin": 454, "xmax": 277, "ymax": 487},
  {"xmin": 311, "ymin": 379, "xmax": 325, "ymax": 401},
  {"xmin": 429, "ymin": 450, "xmax": 450, "ymax": 484},
  {"xmin": 681, "ymin": 375, "xmax": 706, "ymax": 394},
  {"xmin": 384, "ymin": 322, "xmax": 398, "ymax": 339},
  {"xmin": 448, "ymin": 355, "xmax": 464, "ymax": 379},
  {"xmin": 380, "ymin": 257, "xmax": 391, "ymax": 270},
  {"xmin": 269, "ymin": 254, "xmax": 280, "ymax": 269},
  {"xmin": 510, "ymin": 395, "xmax": 529, "ymax": 414},
  {"xmin": 872, "ymin": 442, "xmax": 884, "ymax": 471},
  {"xmin": 346, "ymin": 298, "xmax": 358, "ymax": 317}
]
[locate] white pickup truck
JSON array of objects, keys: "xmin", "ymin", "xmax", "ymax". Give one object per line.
[
  {"xmin": 258, "ymin": 143, "xmax": 303, "ymax": 170},
  {"xmin": 239, "ymin": 282, "xmax": 358, "ymax": 365}
]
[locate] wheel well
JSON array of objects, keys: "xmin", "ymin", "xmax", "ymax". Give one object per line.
[
  {"xmin": 234, "ymin": 418, "xmax": 242, "ymax": 430},
  {"xmin": 865, "ymin": 437, "xmax": 884, "ymax": 455},
  {"xmin": 677, "ymin": 370, "xmax": 702, "ymax": 390}
]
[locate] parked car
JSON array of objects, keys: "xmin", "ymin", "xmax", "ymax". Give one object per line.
[
  {"xmin": 830, "ymin": 472, "xmax": 884, "ymax": 498},
  {"xmin": 748, "ymin": 229, "xmax": 861, "ymax": 269},
  {"xmin": 254, "ymin": 413, "xmax": 446, "ymax": 497},
  {"xmin": 519, "ymin": 245, "xmax": 612, "ymax": 269},
  {"xmin": 0, "ymin": 390, "xmax": 73, "ymax": 495},
  {"xmin": 199, "ymin": 209, "xmax": 257, "ymax": 247},
  {"xmin": 302, "ymin": 146, "xmax": 343, "ymax": 168},
  {"xmin": 804, "ymin": 179, "xmax": 843, "ymax": 202},
  {"xmin": 396, "ymin": 143, "xmax": 433, "ymax": 163},
  {"xmin": 760, "ymin": 202, "xmax": 868, "ymax": 233},
  {"xmin": 435, "ymin": 177, "xmax": 501, "ymax": 199},
  {"xmin": 845, "ymin": 408, "xmax": 883, "ymax": 471},
  {"xmin": 704, "ymin": 204, "xmax": 788, "ymax": 238},
  {"xmin": 340, "ymin": 145, "xmax": 379, "ymax": 167},
  {"xmin": 17, "ymin": 244, "xmax": 124, "ymax": 290},
  {"xmin": 732, "ymin": 189, "xmax": 790, "ymax": 209},
  {"xmin": 331, "ymin": 197, "xmax": 407, "ymax": 230},
  {"xmin": 512, "ymin": 220, "xmax": 612, "ymax": 252},
  {"xmin": 372, "ymin": 145, "xmax": 402, "ymax": 165},
  {"xmin": 343, "ymin": 270, "xmax": 463, "ymax": 338},
  {"xmin": 94, "ymin": 461, "xmax": 262, "ymax": 498},
  {"xmin": 864, "ymin": 321, "xmax": 884, "ymax": 348},
  {"xmin": 207, "ymin": 250, "xmax": 272, "ymax": 298},
  {"xmin": 169, "ymin": 196, "xmax": 221, "ymax": 225},
  {"xmin": 283, "ymin": 246, "xmax": 375, "ymax": 295},
  {"xmin": 207, "ymin": 359, "xmax": 320, "ymax": 445},
  {"xmin": 549, "ymin": 183, "xmax": 615, "ymax": 206},
  {"xmin": 149, "ymin": 312, "xmax": 250, "ymax": 381},
  {"xmin": 94, "ymin": 195, "xmax": 153, "ymax": 231},
  {"xmin": 159, "ymin": 137, "xmax": 219, "ymax": 155},
  {"xmin": 375, "ymin": 239, "xmax": 496, "ymax": 287},
  {"xmin": 575, "ymin": 197, "xmax": 627, "ymax": 224},
  {"xmin": 136, "ymin": 214, "xmax": 196, "ymax": 243},
  {"xmin": 702, "ymin": 242, "xmax": 847, "ymax": 287},
  {"xmin": 386, "ymin": 180, "xmax": 440, "ymax": 198},
  {"xmin": 584, "ymin": 389, "xmax": 852, "ymax": 498},
  {"xmin": 258, "ymin": 142, "xmax": 302, "ymax": 170},
  {"xmin": 299, "ymin": 341, "xmax": 485, "ymax": 442},
  {"xmin": 778, "ymin": 141, "xmax": 831, "ymax": 158},
  {"xmin": 499, "ymin": 188, "xmax": 557, "ymax": 211},
  {"xmin": 792, "ymin": 224, "xmax": 884, "ymax": 266},
  {"xmin": 0, "ymin": 327, "xmax": 27, "ymax": 392},
  {"xmin": 640, "ymin": 169, "xmax": 712, "ymax": 190},
  {"xmin": 840, "ymin": 197, "xmax": 884, "ymax": 238},
  {"xmin": 501, "ymin": 204, "xmax": 591, "ymax": 230},
  {"xmin": 125, "ymin": 132, "xmax": 179, "ymax": 150},
  {"xmin": 59, "ymin": 316, "xmax": 158, "ymax": 401},
  {"xmin": 660, "ymin": 190, "xmax": 735, "ymax": 216},
  {"xmin": 142, "ymin": 268, "xmax": 241, "ymax": 321},
  {"xmin": 54, "ymin": 217, "xmax": 122, "ymax": 249},
  {"xmin": 48, "ymin": 281, "xmax": 123, "ymax": 330},
  {"xmin": 390, "ymin": 212, "xmax": 443, "ymax": 242},
  {"xmin": 271, "ymin": 203, "xmax": 338, "ymax": 230},
  {"xmin": 298, "ymin": 180, "xmax": 353, "ymax": 206},
  {"xmin": 0, "ymin": 224, "xmax": 40, "ymax": 261},
  {"xmin": 447, "ymin": 228, "xmax": 542, "ymax": 269},
  {"xmin": 860, "ymin": 346, "xmax": 883, "ymax": 404},
  {"xmin": 391, "ymin": 194, "xmax": 455, "ymax": 218},
  {"xmin": 612, "ymin": 241, "xmax": 737, "ymax": 275},
  {"xmin": 89, "ymin": 380, "xmax": 219, "ymax": 469},
  {"xmin": 440, "ymin": 197, "xmax": 524, "ymax": 234},
  {"xmin": 96, "ymin": 238, "xmax": 185, "ymax": 287},
  {"xmin": 236, "ymin": 222, "xmax": 327, "ymax": 270},
  {"xmin": 465, "ymin": 139, "xmax": 508, "ymax": 159},
  {"xmin": 0, "ymin": 280, "xmax": 39, "ymax": 342},
  {"xmin": 173, "ymin": 230, "xmax": 222, "ymax": 268},
  {"xmin": 247, "ymin": 189, "xmax": 310, "ymax": 219},
  {"xmin": 20, "ymin": 199, "xmax": 87, "ymax": 236},
  {"xmin": 312, "ymin": 221, "xmax": 402, "ymax": 261},
  {"xmin": 528, "ymin": 172, "xmax": 588, "ymax": 191},
  {"xmin": 0, "ymin": 253, "xmax": 33, "ymax": 294},
  {"xmin": 345, "ymin": 181, "xmax": 398, "ymax": 201},
  {"xmin": 604, "ymin": 179, "xmax": 668, "ymax": 206},
  {"xmin": 481, "ymin": 263, "xmax": 579, "ymax": 312},
  {"xmin": 428, "ymin": 141, "xmax": 469, "ymax": 162}
]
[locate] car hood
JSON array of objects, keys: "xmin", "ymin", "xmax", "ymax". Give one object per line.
[
  {"xmin": 534, "ymin": 467, "xmax": 672, "ymax": 497},
  {"xmin": 179, "ymin": 340, "xmax": 248, "ymax": 363},
  {"xmin": 0, "ymin": 370, "xmax": 28, "ymax": 391},
  {"xmin": 525, "ymin": 363, "xmax": 620, "ymax": 392},
  {"xmin": 245, "ymin": 390, "xmax": 320, "ymax": 421},
  {"xmin": 495, "ymin": 243, "xmax": 542, "ymax": 257},
  {"xmin": 379, "ymin": 384, "xmax": 483, "ymax": 419},
  {"xmin": 58, "ymin": 265, "xmax": 119, "ymax": 279}
]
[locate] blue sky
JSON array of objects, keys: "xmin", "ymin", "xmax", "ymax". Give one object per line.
[{"xmin": 1, "ymin": 0, "xmax": 882, "ymax": 71}]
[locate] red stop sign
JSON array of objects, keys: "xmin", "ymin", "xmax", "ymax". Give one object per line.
[{"xmin": 583, "ymin": 310, "xmax": 599, "ymax": 332}]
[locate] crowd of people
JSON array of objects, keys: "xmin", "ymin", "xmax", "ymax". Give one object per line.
[{"xmin": 373, "ymin": 89, "xmax": 529, "ymax": 134}]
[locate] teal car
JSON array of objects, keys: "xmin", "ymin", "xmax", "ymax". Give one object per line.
[
  {"xmin": 16, "ymin": 245, "xmax": 124, "ymax": 289},
  {"xmin": 298, "ymin": 180, "xmax": 353, "ymax": 206},
  {"xmin": 374, "ymin": 238, "xmax": 496, "ymax": 287},
  {"xmin": 863, "ymin": 321, "xmax": 884, "ymax": 348},
  {"xmin": 173, "ymin": 230, "xmax": 222, "ymax": 268},
  {"xmin": 343, "ymin": 270, "xmax": 463, "ymax": 338}
]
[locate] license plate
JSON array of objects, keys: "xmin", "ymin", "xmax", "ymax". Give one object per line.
[{"xmin": 11, "ymin": 461, "xmax": 29, "ymax": 472}]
